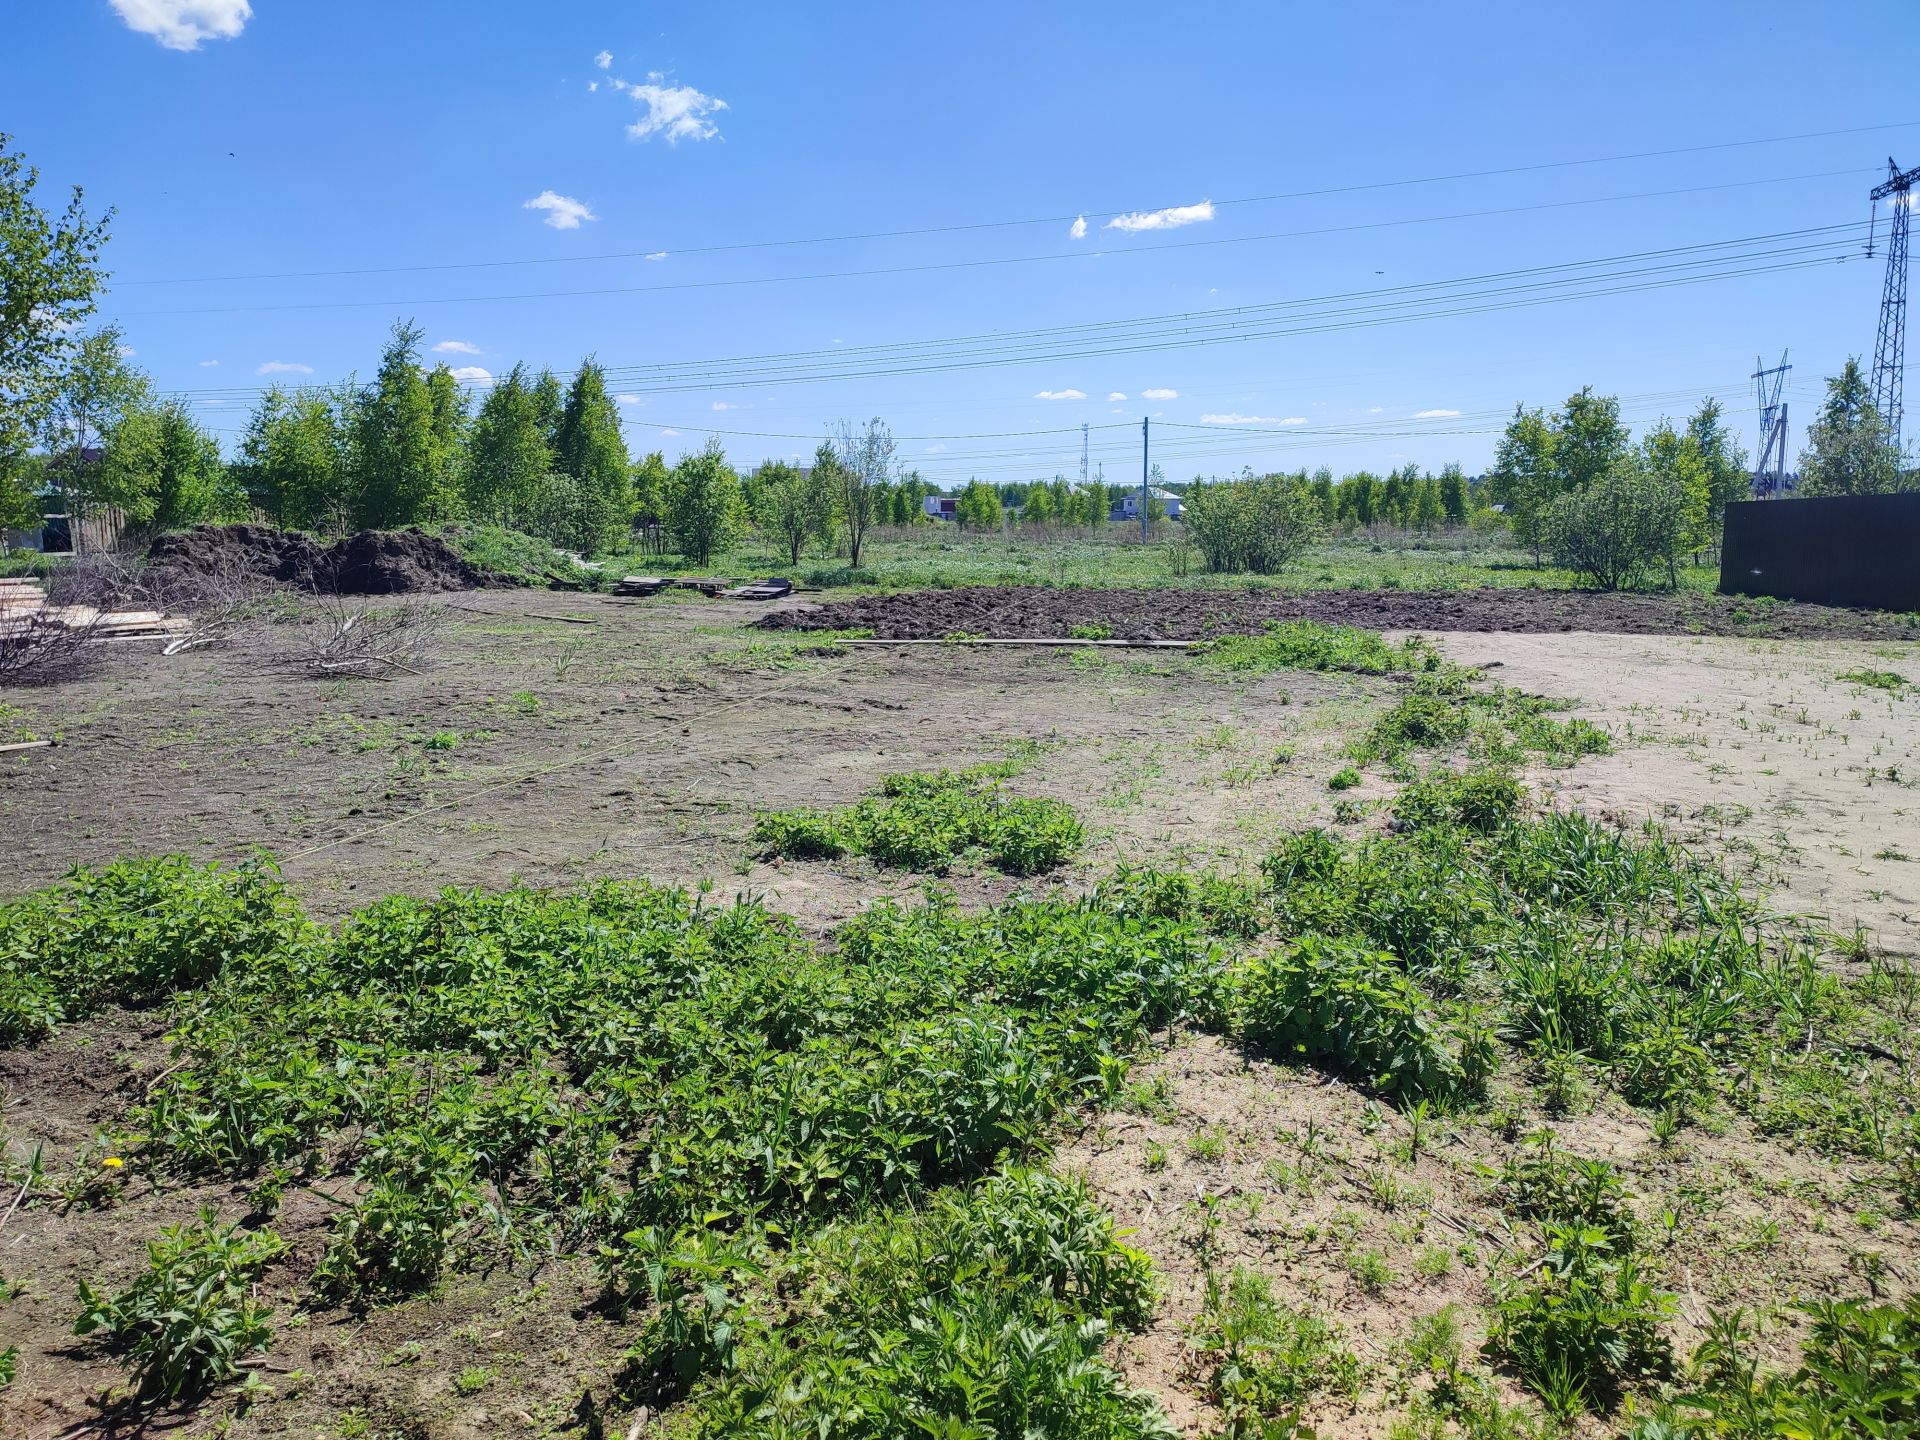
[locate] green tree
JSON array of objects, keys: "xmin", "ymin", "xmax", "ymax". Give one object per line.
[
  {"xmin": 1488, "ymin": 405, "xmax": 1558, "ymax": 564},
  {"xmin": 1022, "ymin": 479, "xmax": 1055, "ymax": 527},
  {"xmin": 1541, "ymin": 454, "xmax": 1684, "ymax": 591},
  {"xmin": 831, "ymin": 417, "xmax": 895, "ymax": 568},
  {"xmin": 349, "ymin": 321, "xmax": 461, "ymax": 528},
  {"xmin": 752, "ymin": 458, "xmax": 832, "ymax": 565},
  {"xmin": 1798, "ymin": 358, "xmax": 1905, "ymax": 497},
  {"xmin": 1437, "ymin": 463, "xmax": 1469, "ymax": 524},
  {"xmin": 1685, "ymin": 397, "xmax": 1750, "ymax": 542},
  {"xmin": 530, "ymin": 369, "xmax": 565, "ymax": 450},
  {"xmin": 1409, "ymin": 477, "xmax": 1443, "ymax": 532},
  {"xmin": 553, "ymin": 358, "xmax": 632, "ymax": 553},
  {"xmin": 1552, "ymin": 387, "xmax": 1629, "ymax": 492},
  {"xmin": 956, "ymin": 478, "xmax": 1002, "ymax": 531},
  {"xmin": 1640, "ymin": 419, "xmax": 1711, "ymax": 568},
  {"xmin": 1, "ymin": 132, "xmax": 113, "ymax": 518},
  {"xmin": 664, "ymin": 437, "xmax": 742, "ymax": 565},
  {"xmin": 631, "ymin": 450, "xmax": 669, "ymax": 527},
  {"xmin": 463, "ymin": 363, "xmax": 550, "ymax": 528},
  {"xmin": 238, "ymin": 385, "xmax": 351, "ymax": 530},
  {"xmin": 98, "ymin": 396, "xmax": 226, "ymax": 530}
]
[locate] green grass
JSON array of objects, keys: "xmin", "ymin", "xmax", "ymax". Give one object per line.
[
  {"xmin": 1837, "ymin": 667, "xmax": 1909, "ymax": 691},
  {"xmin": 1201, "ymin": 620, "xmax": 1419, "ymax": 676}
]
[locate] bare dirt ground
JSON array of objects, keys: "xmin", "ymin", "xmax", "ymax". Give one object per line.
[{"xmin": 2, "ymin": 585, "xmax": 1915, "ymax": 1438}]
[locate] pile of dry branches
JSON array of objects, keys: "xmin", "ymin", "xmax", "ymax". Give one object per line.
[{"xmin": 282, "ymin": 597, "xmax": 442, "ymax": 678}]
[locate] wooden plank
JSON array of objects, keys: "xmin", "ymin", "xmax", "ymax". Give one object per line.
[
  {"xmin": 827, "ymin": 637, "xmax": 1200, "ymax": 649},
  {"xmin": 0, "ymin": 739, "xmax": 53, "ymax": 755}
]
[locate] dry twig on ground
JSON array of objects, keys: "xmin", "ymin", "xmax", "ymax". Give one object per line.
[
  {"xmin": 283, "ymin": 596, "xmax": 441, "ymax": 678},
  {"xmin": 0, "ymin": 610, "xmax": 100, "ymax": 686}
]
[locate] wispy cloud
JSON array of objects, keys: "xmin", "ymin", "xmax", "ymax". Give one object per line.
[
  {"xmin": 198, "ymin": 359, "xmax": 219, "ymax": 367},
  {"xmin": 109, "ymin": 0, "xmax": 249, "ymax": 51},
  {"xmin": 431, "ymin": 339, "xmax": 483, "ymax": 355},
  {"xmin": 1200, "ymin": 413, "xmax": 1307, "ymax": 426},
  {"xmin": 1069, "ymin": 215, "xmax": 1087, "ymax": 240},
  {"xmin": 257, "ymin": 360, "xmax": 313, "ymax": 375},
  {"xmin": 523, "ymin": 191, "xmax": 596, "ymax": 230},
  {"xmin": 450, "ymin": 366, "xmax": 492, "ymax": 383},
  {"xmin": 924, "ymin": 443, "xmax": 949, "ymax": 454},
  {"xmin": 1141, "ymin": 387, "xmax": 1178, "ymax": 400},
  {"xmin": 615, "ymin": 394, "xmax": 644, "ymax": 405},
  {"xmin": 1106, "ymin": 200, "xmax": 1213, "ymax": 234},
  {"xmin": 117, "ymin": 344, "xmax": 137, "ymax": 358},
  {"xmin": 594, "ymin": 49, "xmax": 612, "ymax": 69},
  {"xmin": 1034, "ymin": 389, "xmax": 1087, "ymax": 401},
  {"xmin": 659, "ymin": 427, "xmax": 681, "ymax": 438},
  {"xmin": 644, "ymin": 251, "xmax": 668, "ymax": 262},
  {"xmin": 711, "ymin": 400, "xmax": 739, "ymax": 411},
  {"xmin": 1107, "ymin": 391, "xmax": 1127, "ymax": 402},
  {"xmin": 612, "ymin": 72, "xmax": 728, "ymax": 143},
  {"xmin": 1411, "ymin": 408, "xmax": 1462, "ymax": 419}
]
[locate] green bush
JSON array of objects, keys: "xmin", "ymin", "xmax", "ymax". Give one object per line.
[
  {"xmin": 1181, "ymin": 472, "xmax": 1324, "ymax": 574},
  {"xmin": 0, "ymin": 856, "xmax": 308, "ymax": 1045},
  {"xmin": 749, "ymin": 806, "xmax": 847, "ymax": 859},
  {"xmin": 1540, "ymin": 457, "xmax": 1685, "ymax": 591},
  {"xmin": 1229, "ymin": 935, "xmax": 1460, "ymax": 1099},
  {"xmin": 1393, "ymin": 767, "xmax": 1524, "ymax": 834},
  {"xmin": 73, "ymin": 1210, "xmax": 285, "ymax": 1398},
  {"xmin": 1493, "ymin": 1224, "xmax": 1672, "ymax": 1416}
]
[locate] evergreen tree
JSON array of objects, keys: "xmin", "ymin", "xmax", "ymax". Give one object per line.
[{"xmin": 554, "ymin": 358, "xmax": 632, "ymax": 553}]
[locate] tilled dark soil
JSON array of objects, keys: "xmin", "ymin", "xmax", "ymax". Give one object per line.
[
  {"xmin": 147, "ymin": 523, "xmax": 492, "ymax": 594},
  {"xmin": 756, "ymin": 583, "xmax": 1920, "ymax": 641}
]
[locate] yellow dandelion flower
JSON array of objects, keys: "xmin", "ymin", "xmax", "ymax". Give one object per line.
[{"xmin": 101, "ymin": 1156, "xmax": 124, "ymax": 1169}]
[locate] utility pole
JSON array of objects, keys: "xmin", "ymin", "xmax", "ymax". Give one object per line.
[
  {"xmin": 1868, "ymin": 157, "xmax": 1920, "ymax": 455},
  {"xmin": 1080, "ymin": 423, "xmax": 1088, "ymax": 489},
  {"xmin": 1140, "ymin": 416, "xmax": 1151, "ymax": 541},
  {"xmin": 1751, "ymin": 351, "xmax": 1791, "ymax": 498}
]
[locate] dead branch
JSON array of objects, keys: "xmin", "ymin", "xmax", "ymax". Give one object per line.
[{"xmin": 281, "ymin": 596, "xmax": 442, "ymax": 678}]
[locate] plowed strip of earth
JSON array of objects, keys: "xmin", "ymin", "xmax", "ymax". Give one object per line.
[{"xmin": 756, "ymin": 584, "xmax": 1919, "ymax": 641}]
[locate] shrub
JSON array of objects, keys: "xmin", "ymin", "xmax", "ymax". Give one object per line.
[
  {"xmin": 73, "ymin": 1210, "xmax": 285, "ymax": 1399},
  {"xmin": 1540, "ymin": 458, "xmax": 1684, "ymax": 591},
  {"xmin": 750, "ymin": 806, "xmax": 847, "ymax": 859},
  {"xmin": 1393, "ymin": 768, "xmax": 1524, "ymax": 834},
  {"xmin": 1181, "ymin": 471, "xmax": 1324, "ymax": 574},
  {"xmin": 1229, "ymin": 935, "xmax": 1459, "ymax": 1099}
]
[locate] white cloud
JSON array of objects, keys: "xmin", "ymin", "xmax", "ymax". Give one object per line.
[
  {"xmin": 117, "ymin": 344, "xmax": 137, "ymax": 357},
  {"xmin": 594, "ymin": 49, "xmax": 612, "ymax": 69},
  {"xmin": 1034, "ymin": 389, "xmax": 1087, "ymax": 401},
  {"xmin": 1141, "ymin": 387, "xmax": 1178, "ymax": 400},
  {"xmin": 587, "ymin": 81, "xmax": 599, "ymax": 93},
  {"xmin": 1105, "ymin": 200, "xmax": 1213, "ymax": 233},
  {"xmin": 924, "ymin": 443, "xmax": 949, "ymax": 454},
  {"xmin": 1367, "ymin": 406, "xmax": 1384, "ymax": 413},
  {"xmin": 524, "ymin": 190, "xmax": 596, "ymax": 230},
  {"xmin": 613, "ymin": 73, "xmax": 728, "ymax": 143},
  {"xmin": 644, "ymin": 251, "xmax": 668, "ymax": 262},
  {"xmin": 198, "ymin": 359, "xmax": 219, "ymax": 367},
  {"xmin": 615, "ymin": 394, "xmax": 644, "ymax": 405},
  {"xmin": 659, "ymin": 427, "xmax": 681, "ymax": 438},
  {"xmin": 711, "ymin": 400, "xmax": 736, "ymax": 411},
  {"xmin": 1069, "ymin": 215, "xmax": 1088, "ymax": 240},
  {"xmin": 1411, "ymin": 408, "xmax": 1462, "ymax": 419},
  {"xmin": 1200, "ymin": 413, "xmax": 1307, "ymax": 426},
  {"xmin": 257, "ymin": 360, "xmax": 313, "ymax": 375},
  {"xmin": 1107, "ymin": 392, "xmax": 1127, "ymax": 402},
  {"xmin": 450, "ymin": 366, "xmax": 492, "ymax": 383},
  {"xmin": 431, "ymin": 339, "xmax": 484, "ymax": 355},
  {"xmin": 109, "ymin": 0, "xmax": 249, "ymax": 51}
]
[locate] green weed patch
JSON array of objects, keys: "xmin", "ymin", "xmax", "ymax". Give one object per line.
[
  {"xmin": 1199, "ymin": 619, "xmax": 1417, "ymax": 675},
  {"xmin": 755, "ymin": 766, "xmax": 1083, "ymax": 875}
]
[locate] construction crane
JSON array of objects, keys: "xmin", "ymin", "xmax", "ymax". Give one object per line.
[
  {"xmin": 1867, "ymin": 157, "xmax": 1920, "ymax": 455},
  {"xmin": 1751, "ymin": 351, "xmax": 1792, "ymax": 498}
]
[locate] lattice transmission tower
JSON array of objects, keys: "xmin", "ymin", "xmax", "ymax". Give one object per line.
[
  {"xmin": 1868, "ymin": 157, "xmax": 1920, "ymax": 456},
  {"xmin": 1751, "ymin": 352, "xmax": 1791, "ymax": 498}
]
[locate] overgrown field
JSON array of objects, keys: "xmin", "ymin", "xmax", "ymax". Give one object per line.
[{"xmin": 3, "ymin": 721, "xmax": 1916, "ymax": 1436}]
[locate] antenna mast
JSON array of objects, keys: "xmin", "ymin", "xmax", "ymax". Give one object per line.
[{"xmin": 1751, "ymin": 351, "xmax": 1791, "ymax": 498}]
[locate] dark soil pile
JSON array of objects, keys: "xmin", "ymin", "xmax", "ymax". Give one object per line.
[
  {"xmin": 756, "ymin": 584, "xmax": 1920, "ymax": 642},
  {"xmin": 147, "ymin": 525, "xmax": 490, "ymax": 595}
]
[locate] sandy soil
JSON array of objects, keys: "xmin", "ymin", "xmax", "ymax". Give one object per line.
[{"xmin": 2, "ymin": 587, "xmax": 1915, "ymax": 1437}]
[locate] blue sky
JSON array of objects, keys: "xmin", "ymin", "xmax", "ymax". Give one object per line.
[{"xmin": 8, "ymin": 0, "xmax": 1919, "ymax": 485}]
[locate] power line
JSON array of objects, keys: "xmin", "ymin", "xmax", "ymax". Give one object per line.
[
  {"xmin": 118, "ymin": 121, "xmax": 1919, "ymax": 287},
  {"xmin": 116, "ymin": 172, "xmax": 1870, "ymax": 319}
]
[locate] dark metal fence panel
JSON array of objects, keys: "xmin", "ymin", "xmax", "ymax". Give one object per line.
[{"xmin": 1720, "ymin": 493, "xmax": 1920, "ymax": 611}]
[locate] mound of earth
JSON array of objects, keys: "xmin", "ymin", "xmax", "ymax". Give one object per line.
[
  {"xmin": 147, "ymin": 525, "xmax": 491, "ymax": 595},
  {"xmin": 756, "ymin": 583, "xmax": 1920, "ymax": 642}
]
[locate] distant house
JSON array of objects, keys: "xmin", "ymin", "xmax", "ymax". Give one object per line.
[
  {"xmin": 923, "ymin": 495, "xmax": 959, "ymax": 521},
  {"xmin": 1117, "ymin": 487, "xmax": 1183, "ymax": 521}
]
